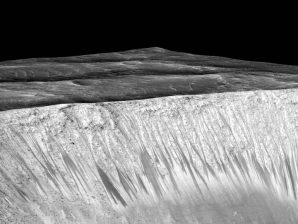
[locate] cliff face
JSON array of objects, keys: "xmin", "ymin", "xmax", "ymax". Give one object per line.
[
  {"xmin": 1, "ymin": 89, "xmax": 298, "ymax": 223},
  {"xmin": 1, "ymin": 47, "xmax": 298, "ymax": 111}
]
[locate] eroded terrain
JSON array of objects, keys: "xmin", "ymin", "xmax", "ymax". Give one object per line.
[
  {"xmin": 2, "ymin": 48, "xmax": 298, "ymax": 223},
  {"xmin": 1, "ymin": 89, "xmax": 298, "ymax": 223}
]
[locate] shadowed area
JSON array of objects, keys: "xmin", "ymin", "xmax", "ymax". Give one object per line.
[{"xmin": 1, "ymin": 47, "xmax": 298, "ymax": 111}]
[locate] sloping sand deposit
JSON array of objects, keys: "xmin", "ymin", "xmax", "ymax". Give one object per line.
[{"xmin": 1, "ymin": 89, "xmax": 298, "ymax": 223}]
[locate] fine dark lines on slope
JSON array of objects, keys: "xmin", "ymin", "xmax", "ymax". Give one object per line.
[
  {"xmin": 96, "ymin": 164, "xmax": 127, "ymax": 207},
  {"xmin": 2, "ymin": 96, "xmax": 298, "ymax": 223}
]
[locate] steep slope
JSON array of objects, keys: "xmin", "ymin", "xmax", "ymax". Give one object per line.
[
  {"xmin": 2, "ymin": 48, "xmax": 298, "ymax": 223},
  {"xmin": 1, "ymin": 89, "xmax": 298, "ymax": 223}
]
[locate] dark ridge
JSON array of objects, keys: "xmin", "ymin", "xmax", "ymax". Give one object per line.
[{"xmin": 0, "ymin": 47, "xmax": 298, "ymax": 111}]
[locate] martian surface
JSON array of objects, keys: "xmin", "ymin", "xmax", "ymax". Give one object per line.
[{"xmin": 1, "ymin": 48, "xmax": 298, "ymax": 223}]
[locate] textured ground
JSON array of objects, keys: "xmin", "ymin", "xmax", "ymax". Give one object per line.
[
  {"xmin": 1, "ymin": 47, "xmax": 298, "ymax": 111},
  {"xmin": 1, "ymin": 49, "xmax": 298, "ymax": 223},
  {"xmin": 1, "ymin": 89, "xmax": 298, "ymax": 223}
]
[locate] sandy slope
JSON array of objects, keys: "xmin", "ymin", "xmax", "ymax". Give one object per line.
[{"xmin": 1, "ymin": 89, "xmax": 298, "ymax": 223}]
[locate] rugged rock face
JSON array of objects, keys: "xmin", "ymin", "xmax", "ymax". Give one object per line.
[
  {"xmin": 1, "ymin": 49, "xmax": 298, "ymax": 223},
  {"xmin": 1, "ymin": 47, "xmax": 298, "ymax": 111}
]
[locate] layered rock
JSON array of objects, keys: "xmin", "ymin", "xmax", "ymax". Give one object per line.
[{"xmin": 1, "ymin": 47, "xmax": 298, "ymax": 111}]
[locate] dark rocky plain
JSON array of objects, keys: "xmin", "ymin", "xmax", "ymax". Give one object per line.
[{"xmin": 1, "ymin": 47, "xmax": 298, "ymax": 111}]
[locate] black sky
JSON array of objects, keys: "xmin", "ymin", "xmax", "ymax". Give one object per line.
[{"xmin": 0, "ymin": 7, "xmax": 296, "ymax": 66}]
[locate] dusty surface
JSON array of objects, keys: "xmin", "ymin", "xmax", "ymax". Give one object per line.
[
  {"xmin": 1, "ymin": 47, "xmax": 298, "ymax": 111},
  {"xmin": 1, "ymin": 89, "xmax": 298, "ymax": 223}
]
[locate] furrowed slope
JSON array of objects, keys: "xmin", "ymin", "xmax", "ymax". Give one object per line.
[{"xmin": 1, "ymin": 89, "xmax": 298, "ymax": 223}]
